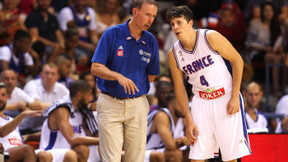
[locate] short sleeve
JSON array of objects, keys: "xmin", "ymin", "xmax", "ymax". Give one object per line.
[{"xmin": 91, "ymin": 29, "xmax": 113, "ymax": 64}]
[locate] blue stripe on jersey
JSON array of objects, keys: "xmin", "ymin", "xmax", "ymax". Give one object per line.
[
  {"xmin": 204, "ymin": 30, "xmax": 218, "ymax": 54},
  {"xmin": 222, "ymin": 57, "xmax": 232, "ymax": 76},
  {"xmin": 239, "ymin": 94, "xmax": 252, "ymax": 154},
  {"xmin": 172, "ymin": 46, "xmax": 180, "ymax": 69},
  {"xmin": 44, "ymin": 131, "xmax": 57, "ymax": 150},
  {"xmin": 178, "ymin": 29, "xmax": 199, "ymax": 55}
]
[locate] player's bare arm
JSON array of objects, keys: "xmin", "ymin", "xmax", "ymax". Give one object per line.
[
  {"xmin": 148, "ymin": 75, "xmax": 156, "ymax": 83},
  {"xmin": 154, "ymin": 111, "xmax": 177, "ymax": 150},
  {"xmin": 0, "ymin": 110, "xmax": 41, "ymax": 137},
  {"xmin": 167, "ymin": 49, "xmax": 198, "ymax": 142},
  {"xmin": 50, "ymin": 108, "xmax": 99, "ymax": 147},
  {"xmin": 91, "ymin": 62, "xmax": 139, "ymax": 95},
  {"xmin": 206, "ymin": 30, "xmax": 244, "ymax": 115}
]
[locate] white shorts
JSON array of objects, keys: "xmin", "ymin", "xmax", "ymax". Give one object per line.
[
  {"xmin": 35, "ymin": 149, "xmax": 69, "ymax": 162},
  {"xmin": 144, "ymin": 148, "xmax": 165, "ymax": 162},
  {"xmin": 88, "ymin": 145, "xmax": 101, "ymax": 162},
  {"xmin": 189, "ymin": 93, "xmax": 252, "ymax": 161}
]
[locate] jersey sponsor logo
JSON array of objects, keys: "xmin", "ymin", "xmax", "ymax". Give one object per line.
[
  {"xmin": 199, "ymin": 87, "xmax": 225, "ymax": 99},
  {"xmin": 8, "ymin": 138, "xmax": 23, "ymax": 146},
  {"xmin": 117, "ymin": 46, "xmax": 124, "ymax": 57},
  {"xmin": 182, "ymin": 55, "xmax": 214, "ymax": 75}
]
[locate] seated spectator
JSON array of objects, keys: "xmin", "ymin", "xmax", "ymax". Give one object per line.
[
  {"xmin": 25, "ymin": 0, "xmax": 65, "ymax": 55},
  {"xmin": 275, "ymin": 115, "xmax": 288, "ymax": 133},
  {"xmin": 20, "ymin": 63, "xmax": 69, "ymax": 134},
  {"xmin": 0, "ymin": 82, "xmax": 48, "ymax": 162},
  {"xmin": 0, "ymin": 69, "xmax": 42, "ymax": 117},
  {"xmin": 245, "ymin": 2, "xmax": 282, "ymax": 88},
  {"xmin": 39, "ymin": 80, "xmax": 100, "ymax": 162},
  {"xmin": 0, "ymin": 0, "xmax": 27, "ymax": 46},
  {"xmin": 55, "ymin": 54, "xmax": 74, "ymax": 88},
  {"xmin": 275, "ymin": 93, "xmax": 288, "ymax": 118},
  {"xmin": 58, "ymin": 0, "xmax": 99, "ymax": 59},
  {"xmin": 0, "ymin": 30, "xmax": 41, "ymax": 83},
  {"xmin": 18, "ymin": 0, "xmax": 37, "ymax": 16},
  {"xmin": 243, "ymin": 81, "xmax": 269, "ymax": 133},
  {"xmin": 213, "ymin": 2, "xmax": 246, "ymax": 53},
  {"xmin": 49, "ymin": 24, "xmax": 88, "ymax": 69},
  {"xmin": 145, "ymin": 92, "xmax": 190, "ymax": 162},
  {"xmin": 94, "ymin": 0, "xmax": 121, "ymax": 35}
]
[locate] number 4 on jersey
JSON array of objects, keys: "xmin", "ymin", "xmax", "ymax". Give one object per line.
[{"xmin": 200, "ymin": 75, "xmax": 209, "ymax": 86}]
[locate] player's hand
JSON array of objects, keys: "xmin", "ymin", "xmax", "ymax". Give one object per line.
[
  {"xmin": 185, "ymin": 116, "xmax": 198, "ymax": 144},
  {"xmin": 181, "ymin": 136, "xmax": 191, "ymax": 146},
  {"xmin": 226, "ymin": 96, "xmax": 240, "ymax": 115},
  {"xmin": 22, "ymin": 110, "xmax": 42, "ymax": 117},
  {"xmin": 117, "ymin": 74, "xmax": 139, "ymax": 95}
]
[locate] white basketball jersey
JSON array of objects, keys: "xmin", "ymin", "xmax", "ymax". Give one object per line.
[
  {"xmin": 39, "ymin": 111, "xmax": 84, "ymax": 150},
  {"xmin": 173, "ymin": 29, "xmax": 232, "ymax": 99},
  {"xmin": 146, "ymin": 108, "xmax": 174, "ymax": 150},
  {"xmin": 0, "ymin": 116, "xmax": 23, "ymax": 150}
]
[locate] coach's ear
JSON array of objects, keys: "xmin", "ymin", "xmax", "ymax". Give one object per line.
[{"xmin": 132, "ymin": 7, "xmax": 139, "ymax": 16}]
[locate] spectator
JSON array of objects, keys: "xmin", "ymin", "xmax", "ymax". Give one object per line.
[
  {"xmin": 18, "ymin": 0, "xmax": 37, "ymax": 16},
  {"xmin": 0, "ymin": 69, "xmax": 42, "ymax": 117},
  {"xmin": 0, "ymin": 29, "xmax": 41, "ymax": 82},
  {"xmin": 48, "ymin": 24, "xmax": 88, "ymax": 69},
  {"xmin": 25, "ymin": 0, "xmax": 65, "ymax": 55},
  {"xmin": 39, "ymin": 80, "xmax": 100, "ymax": 162},
  {"xmin": 275, "ymin": 93, "xmax": 288, "ymax": 118},
  {"xmin": 243, "ymin": 81, "xmax": 269, "ymax": 133},
  {"xmin": 213, "ymin": 2, "xmax": 246, "ymax": 53},
  {"xmin": 0, "ymin": 0, "xmax": 27, "ymax": 45},
  {"xmin": 55, "ymin": 54, "xmax": 74, "ymax": 88},
  {"xmin": 58, "ymin": 0, "xmax": 99, "ymax": 57},
  {"xmin": 245, "ymin": 1, "xmax": 282, "ymax": 89},
  {"xmin": 145, "ymin": 92, "xmax": 190, "ymax": 162},
  {"xmin": 94, "ymin": 0, "xmax": 121, "ymax": 35},
  {"xmin": 0, "ymin": 82, "xmax": 44, "ymax": 162},
  {"xmin": 275, "ymin": 115, "xmax": 288, "ymax": 133},
  {"xmin": 20, "ymin": 63, "xmax": 69, "ymax": 134}
]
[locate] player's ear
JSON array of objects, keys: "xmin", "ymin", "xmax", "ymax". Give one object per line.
[{"xmin": 189, "ymin": 19, "xmax": 193, "ymax": 27}]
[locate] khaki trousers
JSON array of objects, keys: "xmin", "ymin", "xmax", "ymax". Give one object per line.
[{"xmin": 97, "ymin": 93, "xmax": 149, "ymax": 162}]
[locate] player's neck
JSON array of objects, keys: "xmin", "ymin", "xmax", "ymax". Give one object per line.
[{"xmin": 179, "ymin": 30, "xmax": 196, "ymax": 51}]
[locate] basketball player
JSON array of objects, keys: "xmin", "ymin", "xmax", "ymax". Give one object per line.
[
  {"xmin": 39, "ymin": 80, "xmax": 100, "ymax": 162},
  {"xmin": 166, "ymin": 6, "xmax": 252, "ymax": 161},
  {"xmin": 145, "ymin": 92, "xmax": 190, "ymax": 162}
]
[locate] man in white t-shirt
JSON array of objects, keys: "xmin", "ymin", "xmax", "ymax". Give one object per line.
[
  {"xmin": 0, "ymin": 70, "xmax": 42, "ymax": 117},
  {"xmin": 58, "ymin": 0, "xmax": 99, "ymax": 53},
  {"xmin": 20, "ymin": 63, "xmax": 69, "ymax": 133},
  {"xmin": 0, "ymin": 30, "xmax": 40, "ymax": 79}
]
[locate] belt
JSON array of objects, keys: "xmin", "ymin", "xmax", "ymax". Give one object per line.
[{"xmin": 102, "ymin": 92, "xmax": 141, "ymax": 100}]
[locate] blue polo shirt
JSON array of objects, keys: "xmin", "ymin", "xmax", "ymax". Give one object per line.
[{"xmin": 91, "ymin": 20, "xmax": 160, "ymax": 98}]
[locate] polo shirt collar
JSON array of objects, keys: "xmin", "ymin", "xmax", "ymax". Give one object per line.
[{"xmin": 124, "ymin": 19, "xmax": 147, "ymax": 45}]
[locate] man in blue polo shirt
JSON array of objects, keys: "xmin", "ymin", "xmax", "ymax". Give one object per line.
[{"xmin": 90, "ymin": 0, "xmax": 159, "ymax": 161}]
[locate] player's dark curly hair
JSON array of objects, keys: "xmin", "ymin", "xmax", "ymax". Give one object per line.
[{"xmin": 166, "ymin": 5, "xmax": 194, "ymax": 23}]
